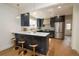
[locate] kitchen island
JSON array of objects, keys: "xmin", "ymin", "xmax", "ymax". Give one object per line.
[{"xmin": 13, "ymin": 31, "xmax": 50, "ymax": 55}]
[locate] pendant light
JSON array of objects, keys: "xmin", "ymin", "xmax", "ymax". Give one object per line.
[{"xmin": 16, "ymin": 4, "xmax": 21, "ymax": 19}]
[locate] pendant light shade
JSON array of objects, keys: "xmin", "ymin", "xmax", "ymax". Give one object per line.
[{"xmin": 16, "ymin": 4, "xmax": 21, "ymax": 19}]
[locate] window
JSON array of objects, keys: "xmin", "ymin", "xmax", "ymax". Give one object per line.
[
  {"xmin": 30, "ymin": 18, "xmax": 37, "ymax": 28},
  {"xmin": 66, "ymin": 23, "xmax": 71, "ymax": 30}
]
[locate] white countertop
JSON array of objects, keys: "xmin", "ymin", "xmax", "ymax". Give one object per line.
[{"xmin": 12, "ymin": 31, "xmax": 50, "ymax": 37}]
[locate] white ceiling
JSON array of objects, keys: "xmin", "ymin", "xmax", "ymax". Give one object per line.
[
  {"xmin": 8, "ymin": 3, "xmax": 73, "ymax": 18},
  {"xmin": 8, "ymin": 3, "xmax": 57, "ymax": 12},
  {"xmin": 30, "ymin": 3, "xmax": 73, "ymax": 18}
]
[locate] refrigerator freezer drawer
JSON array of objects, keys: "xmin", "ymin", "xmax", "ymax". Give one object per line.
[{"xmin": 55, "ymin": 33, "xmax": 63, "ymax": 39}]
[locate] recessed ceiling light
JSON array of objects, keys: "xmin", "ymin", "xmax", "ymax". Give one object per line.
[
  {"xmin": 58, "ymin": 6, "xmax": 61, "ymax": 8},
  {"xmin": 32, "ymin": 12, "xmax": 37, "ymax": 16}
]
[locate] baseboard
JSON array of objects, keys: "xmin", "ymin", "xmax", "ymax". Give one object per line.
[
  {"xmin": 0, "ymin": 46, "xmax": 13, "ymax": 53},
  {"xmin": 72, "ymin": 48, "xmax": 79, "ymax": 54}
]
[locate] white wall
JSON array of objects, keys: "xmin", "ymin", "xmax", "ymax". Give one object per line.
[
  {"xmin": 0, "ymin": 4, "xmax": 21, "ymax": 51},
  {"xmin": 43, "ymin": 19, "xmax": 50, "ymax": 28},
  {"xmin": 41, "ymin": 18, "xmax": 54, "ymax": 30},
  {"xmin": 71, "ymin": 4, "xmax": 79, "ymax": 52},
  {"xmin": 65, "ymin": 15, "xmax": 72, "ymax": 36}
]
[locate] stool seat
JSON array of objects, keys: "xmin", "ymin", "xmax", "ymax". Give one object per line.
[
  {"xmin": 29, "ymin": 44, "xmax": 38, "ymax": 56},
  {"xmin": 12, "ymin": 38, "xmax": 16, "ymax": 40},
  {"xmin": 29, "ymin": 44, "xmax": 38, "ymax": 48},
  {"xmin": 18, "ymin": 40, "xmax": 26, "ymax": 56},
  {"xmin": 18, "ymin": 41, "xmax": 25, "ymax": 44}
]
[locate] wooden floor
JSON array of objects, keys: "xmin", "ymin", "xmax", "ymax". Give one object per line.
[
  {"xmin": 0, "ymin": 38, "xmax": 79, "ymax": 56},
  {"xmin": 47, "ymin": 38, "xmax": 79, "ymax": 56}
]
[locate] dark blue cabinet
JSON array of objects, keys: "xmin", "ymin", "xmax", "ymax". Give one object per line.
[
  {"xmin": 50, "ymin": 16, "xmax": 65, "ymax": 27},
  {"xmin": 55, "ymin": 16, "xmax": 65, "ymax": 22},
  {"xmin": 15, "ymin": 34, "xmax": 49, "ymax": 55},
  {"xmin": 50, "ymin": 17, "xmax": 56, "ymax": 27},
  {"xmin": 21, "ymin": 13, "xmax": 29, "ymax": 26},
  {"xmin": 37, "ymin": 18, "xmax": 44, "ymax": 29}
]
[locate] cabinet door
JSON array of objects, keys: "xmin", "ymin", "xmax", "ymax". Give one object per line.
[
  {"xmin": 37, "ymin": 18, "xmax": 44, "ymax": 28},
  {"xmin": 55, "ymin": 16, "xmax": 65, "ymax": 22},
  {"xmin": 50, "ymin": 17, "xmax": 55, "ymax": 27},
  {"xmin": 21, "ymin": 13, "xmax": 29, "ymax": 26}
]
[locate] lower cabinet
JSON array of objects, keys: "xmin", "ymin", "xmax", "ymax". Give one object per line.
[{"xmin": 15, "ymin": 34, "xmax": 49, "ymax": 55}]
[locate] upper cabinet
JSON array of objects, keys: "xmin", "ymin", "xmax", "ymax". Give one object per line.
[
  {"xmin": 37, "ymin": 18, "xmax": 44, "ymax": 28},
  {"xmin": 50, "ymin": 15, "xmax": 65, "ymax": 27},
  {"xmin": 55, "ymin": 16, "xmax": 65, "ymax": 22},
  {"xmin": 50, "ymin": 17, "xmax": 56, "ymax": 27},
  {"xmin": 21, "ymin": 13, "xmax": 29, "ymax": 26}
]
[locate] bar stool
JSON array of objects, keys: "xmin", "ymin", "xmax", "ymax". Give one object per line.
[
  {"xmin": 18, "ymin": 40, "xmax": 25, "ymax": 56},
  {"xmin": 29, "ymin": 38, "xmax": 38, "ymax": 56},
  {"xmin": 11, "ymin": 38, "xmax": 16, "ymax": 50},
  {"xmin": 29, "ymin": 44, "xmax": 38, "ymax": 56}
]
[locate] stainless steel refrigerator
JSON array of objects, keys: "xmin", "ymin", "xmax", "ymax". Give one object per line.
[{"xmin": 54, "ymin": 22, "xmax": 64, "ymax": 39}]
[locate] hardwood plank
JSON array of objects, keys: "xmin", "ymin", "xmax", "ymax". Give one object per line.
[{"xmin": 0, "ymin": 38, "xmax": 79, "ymax": 56}]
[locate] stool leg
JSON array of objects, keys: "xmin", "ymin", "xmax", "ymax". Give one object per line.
[
  {"xmin": 18, "ymin": 43, "xmax": 27, "ymax": 56},
  {"xmin": 18, "ymin": 43, "xmax": 23, "ymax": 56},
  {"xmin": 21, "ymin": 43, "xmax": 24, "ymax": 56},
  {"xmin": 13, "ymin": 40, "xmax": 16, "ymax": 50},
  {"xmin": 18, "ymin": 47, "xmax": 21, "ymax": 55},
  {"xmin": 33, "ymin": 47, "xmax": 35, "ymax": 56},
  {"xmin": 22, "ymin": 43, "xmax": 23, "ymax": 49}
]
